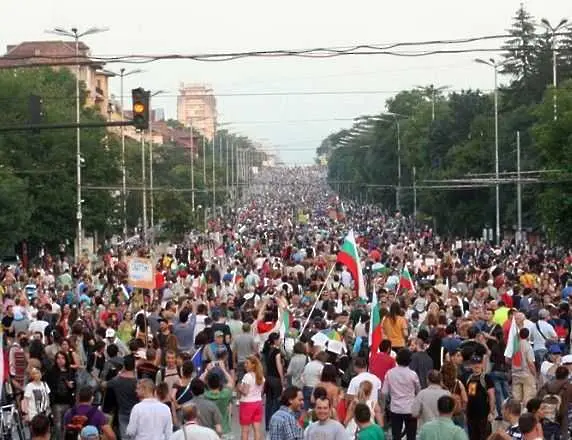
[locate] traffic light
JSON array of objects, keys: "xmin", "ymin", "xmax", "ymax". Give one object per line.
[
  {"xmin": 29, "ymin": 94, "xmax": 44, "ymax": 126},
  {"xmin": 131, "ymin": 88, "xmax": 150, "ymax": 130}
]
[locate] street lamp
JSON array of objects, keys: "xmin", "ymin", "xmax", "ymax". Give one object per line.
[
  {"xmin": 148, "ymin": 90, "xmax": 166, "ymax": 241},
  {"xmin": 46, "ymin": 26, "xmax": 109, "ymax": 259},
  {"xmin": 114, "ymin": 68, "xmax": 144, "ymax": 242},
  {"xmin": 540, "ymin": 18, "xmax": 570, "ymax": 121},
  {"xmin": 475, "ymin": 57, "xmax": 508, "ymax": 245},
  {"xmin": 363, "ymin": 112, "xmax": 407, "ymax": 212}
]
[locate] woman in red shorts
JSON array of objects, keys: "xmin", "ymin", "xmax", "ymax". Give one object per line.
[{"xmin": 237, "ymin": 355, "xmax": 265, "ymax": 440}]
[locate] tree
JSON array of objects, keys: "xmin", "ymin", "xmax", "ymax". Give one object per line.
[
  {"xmin": 502, "ymin": 4, "xmax": 539, "ymax": 80},
  {"xmin": 0, "ymin": 67, "xmax": 121, "ymax": 248},
  {"xmin": 532, "ymin": 79, "xmax": 572, "ymax": 242}
]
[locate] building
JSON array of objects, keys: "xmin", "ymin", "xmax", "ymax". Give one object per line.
[
  {"xmin": 0, "ymin": 40, "xmax": 115, "ymax": 118},
  {"xmin": 177, "ymin": 83, "xmax": 217, "ymax": 140}
]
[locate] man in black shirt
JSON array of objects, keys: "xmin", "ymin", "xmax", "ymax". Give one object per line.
[
  {"xmin": 465, "ymin": 355, "xmax": 495, "ymax": 440},
  {"xmin": 2, "ymin": 305, "xmax": 15, "ymax": 340}
]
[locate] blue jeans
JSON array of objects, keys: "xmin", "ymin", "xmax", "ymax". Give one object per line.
[
  {"xmin": 489, "ymin": 370, "xmax": 509, "ymax": 417},
  {"xmin": 543, "ymin": 421, "xmax": 561, "ymax": 440},
  {"xmin": 302, "ymin": 386, "xmax": 314, "ymax": 410},
  {"xmin": 535, "ymin": 349, "xmax": 548, "ymax": 369}
]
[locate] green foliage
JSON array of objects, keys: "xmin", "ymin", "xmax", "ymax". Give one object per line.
[
  {"xmin": 319, "ymin": 4, "xmax": 572, "ymax": 242},
  {"xmin": 0, "ymin": 68, "xmax": 264, "ymax": 249},
  {"xmin": 0, "ymin": 67, "xmax": 120, "ymax": 248}
]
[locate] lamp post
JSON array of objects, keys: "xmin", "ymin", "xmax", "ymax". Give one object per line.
[
  {"xmin": 189, "ymin": 121, "xmax": 195, "ymax": 212},
  {"xmin": 475, "ymin": 57, "xmax": 508, "ymax": 246},
  {"xmin": 540, "ymin": 18, "xmax": 570, "ymax": 121},
  {"xmin": 107, "ymin": 68, "xmax": 144, "ymax": 242},
  {"xmin": 118, "ymin": 69, "xmax": 143, "ymax": 241},
  {"xmin": 355, "ymin": 113, "xmax": 407, "ymax": 212},
  {"xmin": 47, "ymin": 26, "xmax": 109, "ymax": 259},
  {"xmin": 212, "ymin": 128, "xmax": 217, "ymax": 223},
  {"xmin": 148, "ymin": 90, "xmax": 165, "ymax": 242}
]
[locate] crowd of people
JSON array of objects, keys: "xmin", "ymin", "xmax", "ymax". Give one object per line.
[{"xmin": 0, "ymin": 165, "xmax": 571, "ymax": 440}]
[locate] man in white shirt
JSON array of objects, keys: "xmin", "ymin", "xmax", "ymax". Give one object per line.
[
  {"xmin": 346, "ymin": 357, "xmax": 382, "ymax": 400},
  {"xmin": 170, "ymin": 404, "xmax": 219, "ymax": 440},
  {"xmin": 531, "ymin": 309, "xmax": 557, "ymax": 367},
  {"xmin": 126, "ymin": 379, "xmax": 172, "ymax": 440}
]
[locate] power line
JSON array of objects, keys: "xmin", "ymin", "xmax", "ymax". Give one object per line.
[{"xmin": 0, "ymin": 33, "xmax": 540, "ymax": 69}]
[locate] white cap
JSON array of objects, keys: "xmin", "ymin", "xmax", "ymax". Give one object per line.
[
  {"xmin": 562, "ymin": 354, "xmax": 572, "ymax": 365},
  {"xmin": 105, "ymin": 328, "xmax": 116, "ymax": 338}
]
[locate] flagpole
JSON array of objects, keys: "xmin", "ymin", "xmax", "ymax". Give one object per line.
[{"xmin": 299, "ymin": 264, "xmax": 336, "ymax": 336}]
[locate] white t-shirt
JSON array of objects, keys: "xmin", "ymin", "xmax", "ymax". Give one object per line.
[
  {"xmin": 24, "ymin": 382, "xmax": 50, "ymax": 419},
  {"xmin": 531, "ymin": 320, "xmax": 557, "ymax": 351},
  {"xmin": 240, "ymin": 372, "xmax": 264, "ymax": 403},
  {"xmin": 347, "ymin": 372, "xmax": 382, "ymax": 398},
  {"xmin": 170, "ymin": 423, "xmax": 219, "ymax": 440}
]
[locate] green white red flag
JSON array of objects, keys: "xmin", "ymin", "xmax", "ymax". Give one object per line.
[
  {"xmin": 368, "ymin": 300, "xmax": 383, "ymax": 364},
  {"xmin": 336, "ymin": 230, "xmax": 367, "ymax": 298},
  {"xmin": 504, "ymin": 317, "xmax": 522, "ymax": 367},
  {"xmin": 399, "ymin": 267, "xmax": 416, "ymax": 293}
]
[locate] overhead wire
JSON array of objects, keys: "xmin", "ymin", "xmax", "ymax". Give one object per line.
[{"xmin": 2, "ymin": 32, "xmax": 559, "ymax": 68}]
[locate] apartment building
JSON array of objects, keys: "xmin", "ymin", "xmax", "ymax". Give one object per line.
[
  {"xmin": 177, "ymin": 83, "xmax": 217, "ymax": 140},
  {"xmin": 0, "ymin": 40, "xmax": 114, "ymax": 117}
]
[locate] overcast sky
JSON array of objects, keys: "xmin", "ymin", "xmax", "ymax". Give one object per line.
[{"xmin": 1, "ymin": 0, "xmax": 571, "ymax": 164}]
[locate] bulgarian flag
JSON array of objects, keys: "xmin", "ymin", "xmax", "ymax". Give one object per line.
[
  {"xmin": 399, "ymin": 267, "xmax": 416, "ymax": 293},
  {"xmin": 336, "ymin": 230, "xmax": 367, "ymax": 298},
  {"xmin": 279, "ymin": 308, "xmax": 290, "ymax": 341},
  {"xmin": 504, "ymin": 317, "xmax": 522, "ymax": 367},
  {"xmin": 369, "ymin": 300, "xmax": 383, "ymax": 364}
]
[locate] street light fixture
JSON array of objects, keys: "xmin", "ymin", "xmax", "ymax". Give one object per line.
[
  {"xmin": 108, "ymin": 68, "xmax": 144, "ymax": 242},
  {"xmin": 46, "ymin": 26, "xmax": 109, "ymax": 259},
  {"xmin": 475, "ymin": 57, "xmax": 509, "ymax": 245},
  {"xmin": 540, "ymin": 18, "xmax": 570, "ymax": 121},
  {"xmin": 148, "ymin": 90, "xmax": 166, "ymax": 240}
]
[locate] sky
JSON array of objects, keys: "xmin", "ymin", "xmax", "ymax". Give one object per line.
[{"xmin": 1, "ymin": 0, "xmax": 571, "ymax": 165}]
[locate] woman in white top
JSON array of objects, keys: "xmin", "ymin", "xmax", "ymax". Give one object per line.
[
  {"xmin": 344, "ymin": 380, "xmax": 383, "ymax": 437},
  {"xmin": 22, "ymin": 367, "xmax": 51, "ymax": 422},
  {"xmin": 237, "ymin": 355, "xmax": 265, "ymax": 440}
]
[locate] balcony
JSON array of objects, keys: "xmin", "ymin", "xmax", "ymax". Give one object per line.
[{"xmin": 95, "ymin": 86, "xmax": 105, "ymax": 102}]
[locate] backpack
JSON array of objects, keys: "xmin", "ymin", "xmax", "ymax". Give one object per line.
[
  {"xmin": 157, "ymin": 366, "xmax": 181, "ymax": 384},
  {"xmin": 541, "ymin": 392, "xmax": 562, "ymax": 424},
  {"xmin": 105, "ymin": 361, "xmax": 121, "ymax": 382},
  {"xmin": 64, "ymin": 406, "xmax": 98, "ymax": 440}
]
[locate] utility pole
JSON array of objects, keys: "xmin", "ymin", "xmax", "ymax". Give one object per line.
[
  {"xmin": 516, "ymin": 131, "xmax": 522, "ymax": 244},
  {"xmin": 413, "ymin": 166, "xmax": 417, "ymax": 232},
  {"xmin": 141, "ymin": 132, "xmax": 147, "ymax": 243},
  {"xmin": 475, "ymin": 57, "xmax": 506, "ymax": 246},
  {"xmin": 212, "ymin": 132, "xmax": 216, "ymax": 222},
  {"xmin": 396, "ymin": 120, "xmax": 401, "ymax": 212},
  {"xmin": 230, "ymin": 141, "xmax": 235, "ymax": 204},
  {"xmin": 225, "ymin": 137, "xmax": 229, "ymax": 201},
  {"xmin": 541, "ymin": 18, "xmax": 569, "ymax": 121},
  {"xmin": 114, "ymin": 67, "xmax": 143, "ymax": 243},
  {"xmin": 190, "ymin": 121, "xmax": 195, "ymax": 212},
  {"xmin": 47, "ymin": 26, "xmax": 109, "ymax": 259}
]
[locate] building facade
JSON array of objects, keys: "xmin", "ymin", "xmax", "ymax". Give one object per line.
[
  {"xmin": 176, "ymin": 83, "xmax": 217, "ymax": 140},
  {"xmin": 0, "ymin": 40, "xmax": 114, "ymax": 118}
]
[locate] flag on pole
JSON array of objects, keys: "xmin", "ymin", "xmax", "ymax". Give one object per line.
[
  {"xmin": 279, "ymin": 308, "xmax": 290, "ymax": 341},
  {"xmin": 399, "ymin": 267, "xmax": 416, "ymax": 293},
  {"xmin": 336, "ymin": 230, "xmax": 367, "ymax": 298},
  {"xmin": 369, "ymin": 300, "xmax": 383, "ymax": 364},
  {"xmin": 504, "ymin": 318, "xmax": 522, "ymax": 367}
]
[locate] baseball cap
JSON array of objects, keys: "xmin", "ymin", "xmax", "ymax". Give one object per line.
[
  {"xmin": 469, "ymin": 355, "xmax": 483, "ymax": 364},
  {"xmin": 549, "ymin": 344, "xmax": 562, "ymax": 354},
  {"xmin": 105, "ymin": 328, "xmax": 115, "ymax": 338},
  {"xmin": 80, "ymin": 425, "xmax": 99, "ymax": 440},
  {"xmin": 562, "ymin": 354, "xmax": 572, "ymax": 365},
  {"xmin": 214, "ymin": 330, "xmax": 224, "ymax": 337}
]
